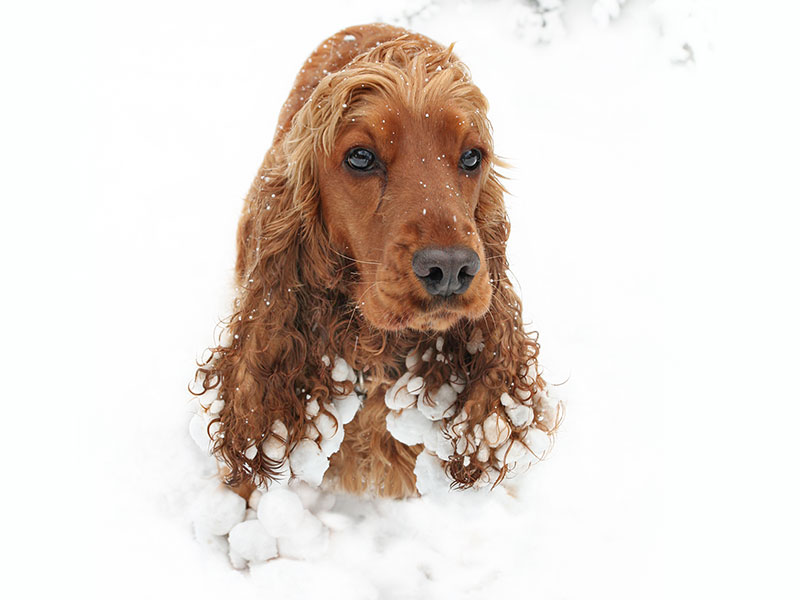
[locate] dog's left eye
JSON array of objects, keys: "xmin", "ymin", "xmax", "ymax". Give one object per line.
[
  {"xmin": 345, "ymin": 147, "xmax": 377, "ymax": 172},
  {"xmin": 459, "ymin": 148, "xmax": 482, "ymax": 171}
]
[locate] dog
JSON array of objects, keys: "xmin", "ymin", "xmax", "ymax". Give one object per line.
[{"xmin": 192, "ymin": 23, "xmax": 560, "ymax": 499}]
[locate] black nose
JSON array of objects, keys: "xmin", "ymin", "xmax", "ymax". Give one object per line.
[{"xmin": 412, "ymin": 246, "xmax": 481, "ymax": 297}]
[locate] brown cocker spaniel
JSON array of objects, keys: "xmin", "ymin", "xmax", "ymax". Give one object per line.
[{"xmin": 192, "ymin": 23, "xmax": 561, "ymax": 499}]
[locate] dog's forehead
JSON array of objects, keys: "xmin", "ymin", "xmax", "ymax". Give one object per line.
[{"xmin": 336, "ymin": 98, "xmax": 486, "ymax": 160}]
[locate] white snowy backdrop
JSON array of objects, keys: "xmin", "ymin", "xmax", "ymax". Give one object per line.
[{"xmin": 2, "ymin": 0, "xmax": 799, "ymax": 598}]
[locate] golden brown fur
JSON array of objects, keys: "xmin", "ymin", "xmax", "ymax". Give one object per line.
[{"xmin": 192, "ymin": 24, "xmax": 555, "ymax": 498}]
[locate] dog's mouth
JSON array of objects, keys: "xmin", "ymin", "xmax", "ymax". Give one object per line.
[{"xmin": 358, "ymin": 273, "xmax": 491, "ymax": 332}]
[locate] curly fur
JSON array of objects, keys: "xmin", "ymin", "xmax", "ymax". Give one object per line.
[{"xmin": 192, "ymin": 23, "xmax": 559, "ymax": 498}]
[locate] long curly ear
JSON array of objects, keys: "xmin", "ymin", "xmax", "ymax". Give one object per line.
[
  {"xmin": 192, "ymin": 141, "xmax": 348, "ymax": 488},
  {"xmin": 430, "ymin": 167, "xmax": 562, "ymax": 488}
]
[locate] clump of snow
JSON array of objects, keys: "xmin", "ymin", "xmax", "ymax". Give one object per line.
[
  {"xmin": 333, "ymin": 390, "xmax": 361, "ymax": 424},
  {"xmin": 257, "ymin": 487, "xmax": 306, "ymax": 537},
  {"xmin": 592, "ymin": 0, "xmax": 626, "ymax": 27},
  {"xmin": 416, "ymin": 381, "xmax": 457, "ymax": 420},
  {"xmin": 228, "ymin": 520, "xmax": 278, "ymax": 565},
  {"xmin": 289, "ymin": 439, "xmax": 330, "ymax": 487},
  {"xmin": 331, "ymin": 356, "xmax": 356, "ymax": 383},
  {"xmin": 191, "ymin": 484, "xmax": 247, "ymax": 536},
  {"xmin": 382, "ymin": 340, "xmax": 558, "ymax": 495},
  {"xmin": 414, "ymin": 450, "xmax": 453, "ymax": 496},
  {"xmin": 385, "ymin": 406, "xmax": 435, "ymax": 446},
  {"xmin": 276, "ymin": 510, "xmax": 330, "ymax": 560}
]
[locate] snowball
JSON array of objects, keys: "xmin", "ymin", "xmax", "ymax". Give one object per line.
[
  {"xmin": 304, "ymin": 422, "xmax": 320, "ymax": 441},
  {"xmin": 261, "ymin": 435, "xmax": 287, "ymax": 462},
  {"xmin": 193, "ymin": 524, "xmax": 229, "ymax": 555},
  {"xmin": 208, "ymin": 399, "xmax": 225, "ymax": 414},
  {"xmin": 414, "ymin": 451, "xmax": 451, "ymax": 495},
  {"xmin": 500, "ymin": 392, "xmax": 515, "ymax": 407},
  {"xmin": 321, "ymin": 354, "xmax": 331, "ymax": 367},
  {"xmin": 405, "ymin": 349, "xmax": 420, "ymax": 371},
  {"xmin": 277, "ymin": 510, "xmax": 330, "ymax": 560},
  {"xmin": 406, "ymin": 376, "xmax": 424, "ymax": 395},
  {"xmin": 269, "ymin": 420, "xmax": 287, "ymax": 438},
  {"xmin": 505, "ymin": 402, "xmax": 534, "ymax": 428},
  {"xmin": 228, "ymin": 520, "xmax": 278, "ymax": 563},
  {"xmin": 423, "ymin": 424, "xmax": 453, "ymax": 461},
  {"xmin": 499, "ymin": 439, "xmax": 536, "ymax": 470},
  {"xmin": 316, "ymin": 408, "xmax": 345, "ymax": 457},
  {"xmin": 449, "ymin": 373, "xmax": 466, "ymax": 394},
  {"xmin": 332, "ymin": 390, "xmax": 361, "ymax": 424},
  {"xmin": 244, "ymin": 445, "xmax": 258, "ymax": 460},
  {"xmin": 305, "ymin": 398, "xmax": 320, "ymax": 417},
  {"xmin": 257, "ymin": 488, "xmax": 305, "ymax": 537},
  {"xmin": 417, "ymin": 383, "xmax": 457, "ymax": 421},
  {"xmin": 522, "ymin": 426, "xmax": 551, "ymax": 458},
  {"xmin": 386, "ymin": 407, "xmax": 435, "ymax": 446},
  {"xmin": 436, "ymin": 336, "xmax": 444, "ymax": 352},
  {"xmin": 248, "ymin": 489, "xmax": 262, "ymax": 510},
  {"xmin": 289, "ymin": 440, "xmax": 329, "ymax": 487},
  {"xmin": 476, "ymin": 442, "xmax": 491, "ymax": 463},
  {"xmin": 384, "ymin": 372, "xmax": 416, "ymax": 410},
  {"xmin": 191, "ymin": 485, "xmax": 246, "ymax": 536},
  {"xmin": 229, "ymin": 548, "xmax": 247, "ymax": 570},
  {"xmin": 483, "ymin": 413, "xmax": 512, "ymax": 448},
  {"xmin": 288, "ymin": 480, "xmax": 320, "ymax": 510},
  {"xmin": 421, "ymin": 347, "xmax": 434, "ymax": 362},
  {"xmin": 189, "ymin": 414, "xmax": 211, "ymax": 453},
  {"xmin": 331, "ymin": 356, "xmax": 355, "ymax": 382}
]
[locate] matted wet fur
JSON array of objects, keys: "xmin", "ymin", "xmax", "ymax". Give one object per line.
[{"xmin": 192, "ymin": 23, "xmax": 556, "ymax": 498}]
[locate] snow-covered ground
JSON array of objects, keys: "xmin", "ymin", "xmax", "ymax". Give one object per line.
[{"xmin": 3, "ymin": 0, "xmax": 800, "ymax": 598}]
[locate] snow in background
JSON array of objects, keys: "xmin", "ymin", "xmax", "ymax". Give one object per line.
[{"xmin": 1, "ymin": 1, "xmax": 799, "ymax": 598}]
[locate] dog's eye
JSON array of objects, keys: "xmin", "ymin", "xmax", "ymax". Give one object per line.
[
  {"xmin": 345, "ymin": 147, "xmax": 376, "ymax": 171},
  {"xmin": 459, "ymin": 148, "xmax": 482, "ymax": 171}
]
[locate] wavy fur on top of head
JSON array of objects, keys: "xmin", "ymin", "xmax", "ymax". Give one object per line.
[{"xmin": 192, "ymin": 24, "xmax": 559, "ymax": 496}]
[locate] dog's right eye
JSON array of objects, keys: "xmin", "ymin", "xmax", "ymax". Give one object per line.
[{"xmin": 345, "ymin": 147, "xmax": 376, "ymax": 172}]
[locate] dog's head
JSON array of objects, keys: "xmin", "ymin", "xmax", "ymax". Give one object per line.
[{"xmin": 286, "ymin": 39, "xmax": 506, "ymax": 332}]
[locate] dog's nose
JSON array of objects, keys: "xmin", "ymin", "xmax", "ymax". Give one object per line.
[{"xmin": 412, "ymin": 246, "xmax": 481, "ymax": 297}]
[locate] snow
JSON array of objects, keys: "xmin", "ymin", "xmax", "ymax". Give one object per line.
[
  {"xmin": 13, "ymin": 0, "xmax": 800, "ymax": 599},
  {"xmin": 256, "ymin": 488, "xmax": 306, "ymax": 537},
  {"xmin": 289, "ymin": 440, "xmax": 330, "ymax": 487},
  {"xmin": 190, "ymin": 485, "xmax": 247, "ymax": 536},
  {"xmin": 228, "ymin": 520, "xmax": 278, "ymax": 564},
  {"xmin": 385, "ymin": 406, "xmax": 436, "ymax": 446}
]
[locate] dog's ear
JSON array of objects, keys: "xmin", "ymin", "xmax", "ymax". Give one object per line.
[
  {"xmin": 428, "ymin": 168, "xmax": 561, "ymax": 488},
  {"xmin": 192, "ymin": 144, "xmax": 347, "ymax": 488}
]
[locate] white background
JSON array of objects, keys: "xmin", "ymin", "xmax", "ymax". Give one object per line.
[{"xmin": 2, "ymin": 0, "xmax": 799, "ymax": 598}]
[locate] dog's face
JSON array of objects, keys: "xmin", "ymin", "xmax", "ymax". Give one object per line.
[{"xmin": 319, "ymin": 93, "xmax": 494, "ymax": 332}]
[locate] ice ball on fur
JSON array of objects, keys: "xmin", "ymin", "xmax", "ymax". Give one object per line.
[
  {"xmin": 384, "ymin": 372, "xmax": 416, "ymax": 410},
  {"xmin": 332, "ymin": 390, "xmax": 361, "ymax": 424},
  {"xmin": 315, "ymin": 408, "xmax": 345, "ymax": 457},
  {"xmin": 289, "ymin": 440, "xmax": 329, "ymax": 487},
  {"xmin": 417, "ymin": 383, "xmax": 457, "ymax": 421},
  {"xmin": 414, "ymin": 451, "xmax": 451, "ymax": 495},
  {"xmin": 188, "ymin": 414, "xmax": 212, "ymax": 453},
  {"xmin": 386, "ymin": 407, "xmax": 435, "ymax": 446},
  {"xmin": 331, "ymin": 356, "xmax": 355, "ymax": 382},
  {"xmin": 505, "ymin": 402, "xmax": 534, "ymax": 428},
  {"xmin": 522, "ymin": 426, "xmax": 551, "ymax": 458},
  {"xmin": 483, "ymin": 413, "xmax": 512, "ymax": 447}
]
